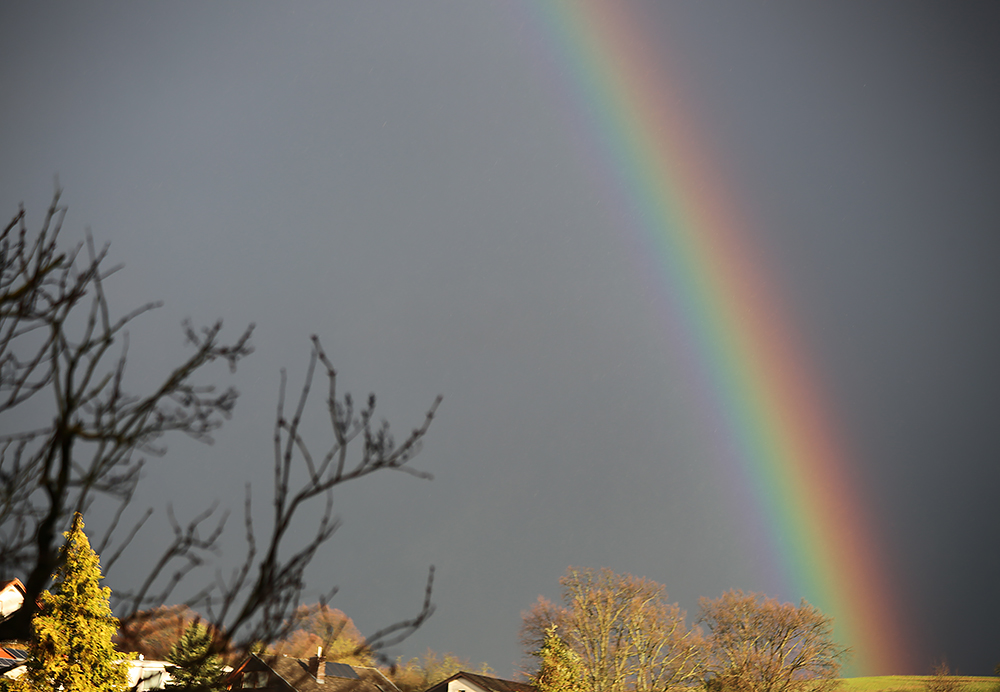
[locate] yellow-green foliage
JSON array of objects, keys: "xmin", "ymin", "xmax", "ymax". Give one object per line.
[
  {"xmin": 13, "ymin": 514, "xmax": 131, "ymax": 692},
  {"xmin": 388, "ymin": 649, "xmax": 493, "ymax": 692},
  {"xmin": 533, "ymin": 626, "xmax": 585, "ymax": 692},
  {"xmin": 838, "ymin": 676, "xmax": 1000, "ymax": 692}
]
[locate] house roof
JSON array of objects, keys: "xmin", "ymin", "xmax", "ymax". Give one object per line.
[
  {"xmin": 0, "ymin": 644, "xmax": 27, "ymax": 680},
  {"xmin": 422, "ymin": 672, "xmax": 536, "ymax": 692},
  {"xmin": 0, "ymin": 659, "xmax": 23, "ymax": 675},
  {"xmin": 232, "ymin": 653, "xmax": 400, "ymax": 692}
]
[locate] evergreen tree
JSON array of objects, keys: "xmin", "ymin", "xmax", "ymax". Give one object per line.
[
  {"xmin": 14, "ymin": 514, "xmax": 130, "ymax": 692},
  {"xmin": 534, "ymin": 626, "xmax": 585, "ymax": 692},
  {"xmin": 166, "ymin": 621, "xmax": 224, "ymax": 691}
]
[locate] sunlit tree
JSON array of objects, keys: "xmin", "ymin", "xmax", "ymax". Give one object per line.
[
  {"xmin": 698, "ymin": 590, "xmax": 847, "ymax": 692},
  {"xmin": 388, "ymin": 649, "xmax": 493, "ymax": 692},
  {"xmin": 533, "ymin": 626, "xmax": 585, "ymax": 692},
  {"xmin": 521, "ymin": 567, "xmax": 702, "ymax": 692},
  {"xmin": 269, "ymin": 604, "xmax": 372, "ymax": 666},
  {"xmin": 13, "ymin": 514, "xmax": 131, "ymax": 692}
]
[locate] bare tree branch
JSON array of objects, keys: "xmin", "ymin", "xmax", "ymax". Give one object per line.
[
  {"xmin": 1, "ymin": 191, "xmax": 440, "ymax": 660},
  {"xmin": 199, "ymin": 335, "xmax": 440, "ymax": 652}
]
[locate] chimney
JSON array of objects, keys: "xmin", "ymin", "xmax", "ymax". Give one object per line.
[{"xmin": 308, "ymin": 646, "xmax": 325, "ymax": 684}]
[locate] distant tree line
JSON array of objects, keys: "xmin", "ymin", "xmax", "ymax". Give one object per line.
[
  {"xmin": 118, "ymin": 599, "xmax": 494, "ymax": 691},
  {"xmin": 5, "ymin": 504, "xmax": 975, "ymax": 692},
  {"xmin": 522, "ymin": 567, "xmax": 848, "ymax": 692}
]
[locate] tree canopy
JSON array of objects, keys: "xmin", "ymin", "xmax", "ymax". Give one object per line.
[
  {"xmin": 268, "ymin": 604, "xmax": 372, "ymax": 666},
  {"xmin": 698, "ymin": 590, "xmax": 848, "ymax": 692},
  {"xmin": 533, "ymin": 626, "xmax": 586, "ymax": 692},
  {"xmin": 521, "ymin": 567, "xmax": 702, "ymax": 692},
  {"xmin": 522, "ymin": 570, "xmax": 851, "ymax": 692},
  {"xmin": 114, "ymin": 605, "xmax": 202, "ymax": 661},
  {"xmin": 388, "ymin": 649, "xmax": 494, "ymax": 692}
]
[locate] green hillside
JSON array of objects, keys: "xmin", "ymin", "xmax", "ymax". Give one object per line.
[{"xmin": 839, "ymin": 676, "xmax": 1000, "ymax": 692}]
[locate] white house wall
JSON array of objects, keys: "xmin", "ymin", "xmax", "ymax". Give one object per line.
[{"xmin": 0, "ymin": 585, "xmax": 24, "ymax": 619}]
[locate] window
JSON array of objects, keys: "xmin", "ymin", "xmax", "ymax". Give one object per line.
[{"xmin": 242, "ymin": 671, "xmax": 269, "ymax": 688}]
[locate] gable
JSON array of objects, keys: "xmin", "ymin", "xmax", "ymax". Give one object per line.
[
  {"xmin": 228, "ymin": 654, "xmax": 398, "ymax": 692},
  {"xmin": 424, "ymin": 672, "xmax": 536, "ymax": 692},
  {"xmin": 0, "ymin": 580, "xmax": 25, "ymax": 620}
]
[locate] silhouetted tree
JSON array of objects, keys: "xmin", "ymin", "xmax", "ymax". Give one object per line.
[
  {"xmin": 698, "ymin": 591, "xmax": 847, "ymax": 692},
  {"xmin": 0, "ymin": 190, "xmax": 439, "ymax": 658}
]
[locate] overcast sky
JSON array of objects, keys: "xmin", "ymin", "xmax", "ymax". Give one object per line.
[{"xmin": 2, "ymin": 1, "xmax": 999, "ymax": 678}]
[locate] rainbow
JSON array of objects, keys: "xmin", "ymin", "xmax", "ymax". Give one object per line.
[{"xmin": 522, "ymin": 1, "xmax": 910, "ymax": 675}]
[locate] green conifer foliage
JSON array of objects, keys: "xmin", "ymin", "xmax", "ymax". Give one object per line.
[
  {"xmin": 534, "ymin": 626, "xmax": 586, "ymax": 692},
  {"xmin": 166, "ymin": 622, "xmax": 224, "ymax": 691},
  {"xmin": 14, "ymin": 514, "xmax": 130, "ymax": 692}
]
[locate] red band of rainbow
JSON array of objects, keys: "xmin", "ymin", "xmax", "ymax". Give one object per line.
[{"xmin": 523, "ymin": 0, "xmax": 911, "ymax": 674}]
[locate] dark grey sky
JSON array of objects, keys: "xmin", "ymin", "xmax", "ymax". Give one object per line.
[{"xmin": 2, "ymin": 1, "xmax": 999, "ymax": 678}]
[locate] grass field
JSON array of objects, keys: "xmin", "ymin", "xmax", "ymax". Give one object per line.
[{"xmin": 839, "ymin": 677, "xmax": 1000, "ymax": 692}]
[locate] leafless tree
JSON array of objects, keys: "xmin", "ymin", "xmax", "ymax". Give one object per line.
[
  {"xmin": 520, "ymin": 567, "xmax": 703, "ymax": 692},
  {"xmin": 925, "ymin": 661, "xmax": 958, "ymax": 692},
  {"xmin": 0, "ymin": 189, "xmax": 439, "ymax": 657},
  {"xmin": 698, "ymin": 590, "xmax": 848, "ymax": 692}
]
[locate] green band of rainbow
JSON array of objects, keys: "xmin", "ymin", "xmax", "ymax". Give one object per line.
[{"xmin": 526, "ymin": 0, "xmax": 910, "ymax": 674}]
